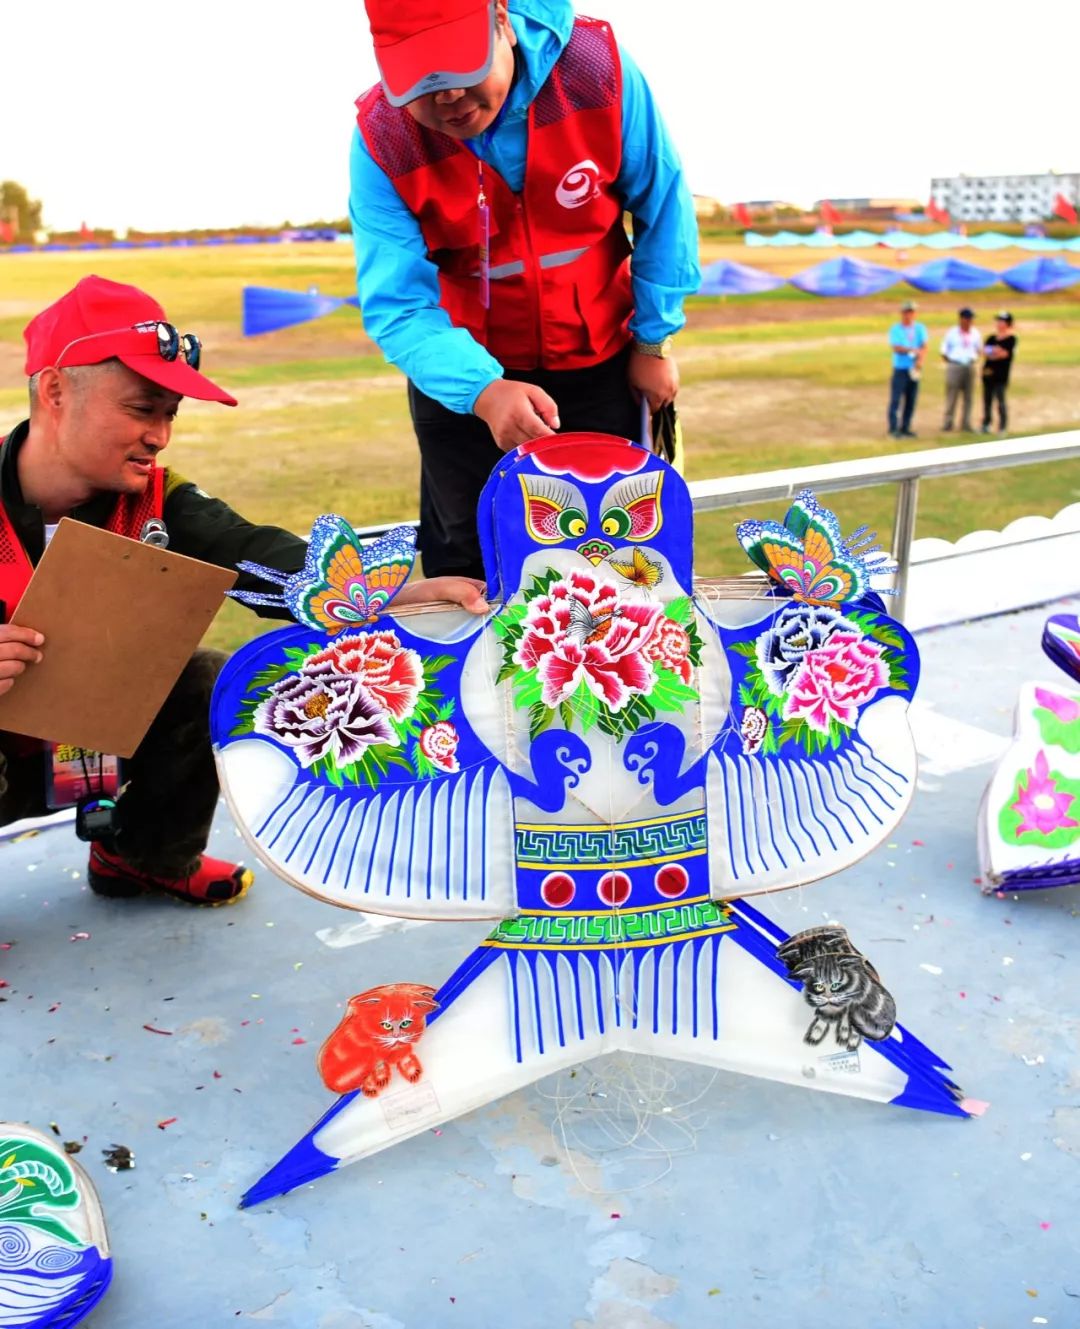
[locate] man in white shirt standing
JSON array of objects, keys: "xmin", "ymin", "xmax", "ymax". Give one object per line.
[{"xmin": 940, "ymin": 307, "xmax": 982, "ymax": 433}]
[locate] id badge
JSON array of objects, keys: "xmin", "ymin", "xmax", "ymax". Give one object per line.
[{"xmin": 45, "ymin": 744, "xmax": 120, "ymax": 811}]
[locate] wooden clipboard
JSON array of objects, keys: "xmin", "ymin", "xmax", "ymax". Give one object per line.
[{"xmin": 0, "ymin": 519, "xmax": 237, "ymax": 756}]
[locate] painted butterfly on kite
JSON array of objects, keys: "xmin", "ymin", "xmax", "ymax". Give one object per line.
[
  {"xmin": 228, "ymin": 515, "xmax": 417, "ymax": 633},
  {"xmin": 736, "ymin": 490, "xmax": 897, "ymax": 605}
]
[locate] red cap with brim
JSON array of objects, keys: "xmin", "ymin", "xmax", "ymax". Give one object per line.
[
  {"xmin": 23, "ymin": 274, "xmax": 237, "ymax": 406},
  {"xmin": 368, "ymin": 0, "xmax": 495, "ymax": 108}
]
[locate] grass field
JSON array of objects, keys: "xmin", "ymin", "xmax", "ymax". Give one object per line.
[{"xmin": 1, "ymin": 239, "xmax": 1077, "ymax": 651}]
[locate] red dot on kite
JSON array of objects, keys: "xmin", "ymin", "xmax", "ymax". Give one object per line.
[
  {"xmin": 597, "ymin": 872, "xmax": 632, "ymax": 907},
  {"xmin": 655, "ymin": 864, "xmax": 689, "ymax": 898},
  {"xmin": 541, "ymin": 873, "xmax": 576, "ymax": 908}
]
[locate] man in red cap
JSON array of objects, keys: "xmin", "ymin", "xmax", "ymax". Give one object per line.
[
  {"xmin": 1, "ymin": 275, "xmax": 488, "ymax": 905},
  {"xmin": 352, "ymin": 0, "xmax": 699, "ymax": 580}
]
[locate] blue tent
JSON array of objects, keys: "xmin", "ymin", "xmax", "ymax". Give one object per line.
[
  {"xmin": 903, "ymin": 258, "xmax": 998, "ymax": 292},
  {"xmin": 968, "ymin": 232, "xmax": 1018, "ymax": 251},
  {"xmin": 788, "ymin": 257, "xmax": 901, "ymax": 297},
  {"xmin": 1017, "ymin": 236, "xmax": 1065, "ymax": 252},
  {"xmin": 1000, "ymin": 257, "xmax": 1080, "ymax": 293},
  {"xmin": 834, "ymin": 230, "xmax": 880, "ymax": 248},
  {"xmin": 242, "ymin": 286, "xmax": 360, "ymax": 336},
  {"xmin": 879, "ymin": 229, "xmax": 920, "ymax": 249},
  {"xmin": 744, "ymin": 230, "xmax": 807, "ymax": 248},
  {"xmin": 697, "ymin": 259, "xmax": 786, "ymax": 295}
]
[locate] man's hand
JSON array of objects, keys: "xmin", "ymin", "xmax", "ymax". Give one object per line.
[
  {"xmin": 0, "ymin": 625, "xmax": 44, "ymax": 698},
  {"xmin": 397, "ymin": 578, "xmax": 489, "ymax": 615},
  {"xmin": 474, "ymin": 380, "xmax": 560, "ymax": 451},
  {"xmin": 628, "ymin": 350, "xmax": 680, "ymax": 415}
]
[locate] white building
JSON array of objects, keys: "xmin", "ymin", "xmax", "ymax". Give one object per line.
[{"xmin": 930, "ymin": 172, "xmax": 1079, "ymax": 223}]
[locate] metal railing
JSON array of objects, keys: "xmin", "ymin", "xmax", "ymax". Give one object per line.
[
  {"xmin": 355, "ymin": 429, "xmax": 1080, "ymax": 621},
  {"xmin": 687, "ymin": 429, "xmax": 1080, "ymax": 620}
]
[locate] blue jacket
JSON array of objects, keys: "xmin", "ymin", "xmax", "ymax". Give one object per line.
[{"xmin": 349, "ymin": 0, "xmax": 700, "ymax": 415}]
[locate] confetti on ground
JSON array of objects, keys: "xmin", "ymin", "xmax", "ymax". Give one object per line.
[
  {"xmin": 102, "ymin": 1144, "xmax": 134, "ymax": 1172},
  {"xmin": 142, "ymin": 1024, "xmax": 173, "ymax": 1036},
  {"xmin": 1021, "ymin": 1152, "xmax": 1032, "ymax": 1161},
  {"xmin": 920, "ymin": 963, "xmax": 943, "ymax": 975},
  {"xmin": 1039, "ymin": 1221, "xmax": 1051, "ymax": 1230},
  {"xmin": 291, "ymin": 1038, "xmax": 306, "ymax": 1046},
  {"xmin": 69, "ymin": 932, "xmax": 90, "ymax": 942},
  {"xmin": 157, "ymin": 1117, "xmax": 178, "ymax": 1131}
]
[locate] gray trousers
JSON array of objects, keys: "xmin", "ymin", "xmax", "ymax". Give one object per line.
[{"xmin": 944, "ymin": 362, "xmax": 975, "ymax": 430}]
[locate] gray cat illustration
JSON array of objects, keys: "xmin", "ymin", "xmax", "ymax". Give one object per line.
[{"xmin": 776, "ymin": 925, "xmax": 897, "ymax": 1052}]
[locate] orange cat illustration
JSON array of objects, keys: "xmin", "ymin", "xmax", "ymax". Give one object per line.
[{"xmin": 317, "ymin": 983, "xmax": 439, "ymax": 1097}]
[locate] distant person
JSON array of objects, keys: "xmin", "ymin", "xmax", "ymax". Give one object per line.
[
  {"xmin": 350, "ymin": 0, "xmax": 700, "ymax": 579},
  {"xmin": 940, "ymin": 306, "xmax": 982, "ymax": 433},
  {"xmin": 1, "ymin": 276, "xmax": 487, "ymax": 907},
  {"xmin": 981, "ymin": 311, "xmax": 1017, "ymax": 434},
  {"xmin": 887, "ymin": 299, "xmax": 927, "ymax": 439}
]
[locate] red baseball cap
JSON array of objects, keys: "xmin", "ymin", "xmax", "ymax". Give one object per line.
[
  {"xmin": 365, "ymin": 0, "xmax": 496, "ymax": 108},
  {"xmin": 23, "ymin": 275, "xmax": 237, "ymax": 406}
]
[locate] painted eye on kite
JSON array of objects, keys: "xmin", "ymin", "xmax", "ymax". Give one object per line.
[
  {"xmin": 599, "ymin": 472, "xmax": 664, "ymax": 542},
  {"xmin": 600, "ymin": 507, "xmax": 632, "ymax": 539},
  {"xmin": 557, "ymin": 508, "xmax": 587, "ymax": 538},
  {"xmin": 519, "ymin": 474, "xmax": 588, "ymax": 544}
]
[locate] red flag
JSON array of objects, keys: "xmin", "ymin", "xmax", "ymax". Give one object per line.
[
  {"xmin": 819, "ymin": 200, "xmax": 840, "ymax": 226},
  {"xmin": 0, "ymin": 219, "xmax": 13, "ymax": 244},
  {"xmin": 1053, "ymin": 193, "xmax": 1078, "ymax": 224},
  {"xmin": 732, "ymin": 202, "xmax": 752, "ymax": 228},
  {"xmin": 79, "ymin": 220, "xmax": 93, "ymax": 241},
  {"xmin": 927, "ymin": 199, "xmax": 950, "ymax": 226}
]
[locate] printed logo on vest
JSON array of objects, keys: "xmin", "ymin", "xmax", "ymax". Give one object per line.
[{"xmin": 555, "ymin": 160, "xmax": 601, "ymax": 209}]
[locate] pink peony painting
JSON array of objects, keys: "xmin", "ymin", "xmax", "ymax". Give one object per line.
[
  {"xmin": 512, "ymin": 571, "xmax": 662, "ymax": 712},
  {"xmin": 782, "ymin": 633, "xmax": 890, "ymax": 736}
]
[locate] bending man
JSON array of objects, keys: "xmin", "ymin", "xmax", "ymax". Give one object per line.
[{"xmin": 351, "ymin": 0, "xmax": 700, "ymax": 578}]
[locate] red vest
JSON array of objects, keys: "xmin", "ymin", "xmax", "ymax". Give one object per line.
[
  {"xmin": 356, "ymin": 16, "xmax": 632, "ymax": 371},
  {"xmin": 0, "ymin": 461, "xmax": 164, "ymax": 621}
]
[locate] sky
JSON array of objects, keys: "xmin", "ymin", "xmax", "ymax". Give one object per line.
[{"xmin": 3, "ymin": 0, "xmax": 1076, "ymax": 233}]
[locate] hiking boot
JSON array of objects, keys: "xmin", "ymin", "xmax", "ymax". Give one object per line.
[{"xmin": 88, "ymin": 841, "xmax": 253, "ymax": 906}]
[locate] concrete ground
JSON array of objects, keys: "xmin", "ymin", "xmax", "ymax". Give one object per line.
[{"xmin": 3, "ymin": 598, "xmax": 1078, "ymax": 1329}]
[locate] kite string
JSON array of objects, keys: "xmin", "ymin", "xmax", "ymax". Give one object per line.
[{"xmin": 536, "ymin": 1054, "xmax": 721, "ymax": 1195}]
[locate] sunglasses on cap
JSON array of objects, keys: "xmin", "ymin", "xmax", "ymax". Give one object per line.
[{"xmin": 54, "ymin": 320, "xmax": 202, "ymax": 371}]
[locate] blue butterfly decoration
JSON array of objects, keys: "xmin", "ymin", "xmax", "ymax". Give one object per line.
[
  {"xmin": 737, "ymin": 490, "xmax": 897, "ymax": 605},
  {"xmin": 229, "ymin": 515, "xmax": 417, "ymax": 634}
]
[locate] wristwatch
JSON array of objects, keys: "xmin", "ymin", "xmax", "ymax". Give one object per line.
[{"xmin": 632, "ymin": 336, "xmax": 674, "ymax": 359}]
